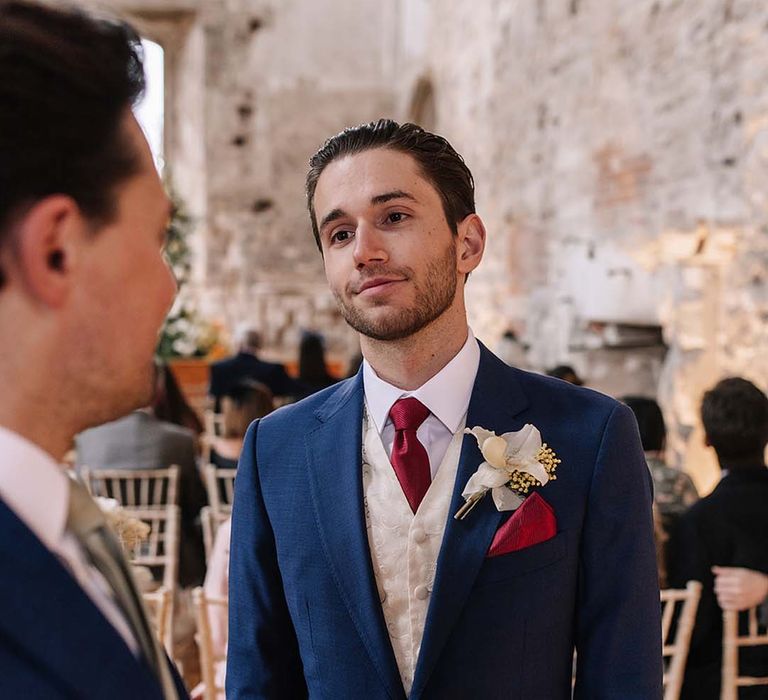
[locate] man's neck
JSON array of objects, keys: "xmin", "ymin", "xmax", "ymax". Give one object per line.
[{"xmin": 361, "ymin": 310, "xmax": 469, "ymax": 391}]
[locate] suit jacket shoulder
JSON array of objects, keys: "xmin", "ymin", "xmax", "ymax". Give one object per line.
[{"xmin": 0, "ymin": 499, "xmax": 166, "ymax": 699}]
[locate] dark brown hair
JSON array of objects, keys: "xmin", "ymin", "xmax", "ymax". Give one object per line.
[
  {"xmin": 702, "ymin": 377, "xmax": 768, "ymax": 463},
  {"xmin": 306, "ymin": 119, "xmax": 475, "ymax": 250},
  {"xmin": 0, "ymin": 1, "xmax": 145, "ymax": 283}
]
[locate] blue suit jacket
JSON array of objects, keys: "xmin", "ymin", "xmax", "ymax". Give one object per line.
[
  {"xmin": 227, "ymin": 345, "xmax": 663, "ymax": 699},
  {"xmin": 0, "ymin": 499, "xmax": 188, "ymax": 699}
]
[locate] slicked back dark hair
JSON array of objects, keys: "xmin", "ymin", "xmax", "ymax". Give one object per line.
[
  {"xmin": 306, "ymin": 119, "xmax": 475, "ymax": 250},
  {"xmin": 701, "ymin": 377, "xmax": 768, "ymax": 463},
  {"xmin": 0, "ymin": 0, "xmax": 145, "ymax": 284}
]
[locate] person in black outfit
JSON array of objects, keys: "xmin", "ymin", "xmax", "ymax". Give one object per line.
[
  {"xmin": 209, "ymin": 326, "xmax": 300, "ymax": 405},
  {"xmin": 154, "ymin": 363, "xmax": 204, "ymax": 438},
  {"xmin": 208, "ymin": 381, "xmax": 274, "ymax": 469},
  {"xmin": 668, "ymin": 377, "xmax": 768, "ymax": 699},
  {"xmin": 296, "ymin": 331, "xmax": 338, "ymax": 399}
]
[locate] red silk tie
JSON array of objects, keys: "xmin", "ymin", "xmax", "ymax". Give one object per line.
[{"xmin": 389, "ymin": 397, "xmax": 432, "ymax": 513}]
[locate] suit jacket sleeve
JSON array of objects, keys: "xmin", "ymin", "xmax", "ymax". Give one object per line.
[
  {"xmin": 573, "ymin": 403, "xmax": 663, "ymax": 699},
  {"xmin": 226, "ymin": 420, "xmax": 308, "ymax": 699}
]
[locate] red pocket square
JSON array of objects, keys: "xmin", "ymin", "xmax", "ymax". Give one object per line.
[{"xmin": 487, "ymin": 492, "xmax": 557, "ymax": 557}]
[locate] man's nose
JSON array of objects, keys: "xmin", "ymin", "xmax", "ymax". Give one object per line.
[{"xmin": 352, "ymin": 224, "xmax": 388, "ymax": 267}]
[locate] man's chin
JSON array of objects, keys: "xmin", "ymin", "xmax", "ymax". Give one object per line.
[{"xmin": 344, "ymin": 310, "xmax": 433, "ymax": 342}]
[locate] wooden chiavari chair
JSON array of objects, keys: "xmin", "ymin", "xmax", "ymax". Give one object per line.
[
  {"xmin": 661, "ymin": 581, "xmax": 702, "ymax": 700},
  {"xmin": 192, "ymin": 587, "xmax": 228, "ymax": 700},
  {"xmin": 82, "ymin": 466, "xmax": 180, "ymax": 653},
  {"xmin": 721, "ymin": 604, "xmax": 768, "ymax": 699}
]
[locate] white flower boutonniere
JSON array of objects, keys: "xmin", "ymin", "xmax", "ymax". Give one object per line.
[
  {"xmin": 454, "ymin": 424, "xmax": 560, "ymax": 520},
  {"xmin": 94, "ymin": 496, "xmax": 151, "ymax": 551}
]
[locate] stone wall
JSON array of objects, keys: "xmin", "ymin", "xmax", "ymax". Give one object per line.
[
  {"xmin": 91, "ymin": 0, "xmax": 767, "ymax": 490},
  {"xmin": 408, "ymin": 0, "xmax": 768, "ymax": 489}
]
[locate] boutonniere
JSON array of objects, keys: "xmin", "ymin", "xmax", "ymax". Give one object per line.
[{"xmin": 454, "ymin": 424, "xmax": 560, "ymax": 520}]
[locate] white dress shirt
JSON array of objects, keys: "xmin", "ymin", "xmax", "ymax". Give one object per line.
[
  {"xmin": 363, "ymin": 329, "xmax": 480, "ymax": 477},
  {"xmin": 361, "ymin": 328, "xmax": 481, "ymax": 693},
  {"xmin": 0, "ymin": 425, "xmax": 138, "ymax": 654}
]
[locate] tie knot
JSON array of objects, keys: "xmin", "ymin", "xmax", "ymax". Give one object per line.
[{"xmin": 389, "ymin": 397, "xmax": 430, "ymax": 432}]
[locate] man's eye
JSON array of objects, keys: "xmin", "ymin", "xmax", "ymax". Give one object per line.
[
  {"xmin": 331, "ymin": 230, "xmax": 352, "ymax": 244},
  {"xmin": 387, "ymin": 212, "xmax": 406, "ymax": 224}
]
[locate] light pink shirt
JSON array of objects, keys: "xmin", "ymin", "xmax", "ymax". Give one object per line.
[
  {"xmin": 0, "ymin": 425, "xmax": 138, "ymax": 654},
  {"xmin": 363, "ymin": 329, "xmax": 480, "ymax": 478}
]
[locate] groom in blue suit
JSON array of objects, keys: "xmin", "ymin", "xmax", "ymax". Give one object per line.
[
  {"xmin": 228, "ymin": 120, "xmax": 663, "ymax": 698},
  {"xmin": 0, "ymin": 2, "xmax": 185, "ymax": 697}
]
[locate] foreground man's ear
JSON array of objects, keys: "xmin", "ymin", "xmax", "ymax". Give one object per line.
[{"xmin": 10, "ymin": 194, "xmax": 84, "ymax": 308}]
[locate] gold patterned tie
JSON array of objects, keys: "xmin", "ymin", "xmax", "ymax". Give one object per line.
[{"xmin": 66, "ymin": 477, "xmax": 179, "ymax": 700}]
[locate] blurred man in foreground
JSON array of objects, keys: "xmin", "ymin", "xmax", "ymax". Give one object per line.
[{"xmin": 0, "ymin": 2, "xmax": 185, "ymax": 697}]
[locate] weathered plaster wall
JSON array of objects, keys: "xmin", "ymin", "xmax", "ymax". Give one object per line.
[
  {"xmin": 89, "ymin": 0, "xmax": 767, "ymax": 490},
  {"xmin": 411, "ymin": 0, "xmax": 768, "ymax": 489}
]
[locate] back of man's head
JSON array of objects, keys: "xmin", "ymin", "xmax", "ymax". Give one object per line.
[
  {"xmin": 622, "ymin": 396, "xmax": 667, "ymax": 453},
  {"xmin": 0, "ymin": 0, "xmax": 145, "ymax": 284},
  {"xmin": 235, "ymin": 324, "xmax": 262, "ymax": 354},
  {"xmin": 701, "ymin": 377, "xmax": 768, "ymax": 466}
]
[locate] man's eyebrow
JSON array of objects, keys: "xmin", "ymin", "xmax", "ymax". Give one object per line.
[
  {"xmin": 370, "ymin": 190, "xmax": 417, "ymax": 206},
  {"xmin": 318, "ymin": 190, "xmax": 418, "ymax": 233},
  {"xmin": 319, "ymin": 208, "xmax": 347, "ymax": 232}
]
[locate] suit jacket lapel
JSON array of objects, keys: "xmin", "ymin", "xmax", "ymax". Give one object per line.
[
  {"xmin": 411, "ymin": 345, "xmax": 530, "ymax": 697},
  {"xmin": 0, "ymin": 500, "xmax": 160, "ymax": 699},
  {"xmin": 306, "ymin": 373, "xmax": 404, "ymax": 700}
]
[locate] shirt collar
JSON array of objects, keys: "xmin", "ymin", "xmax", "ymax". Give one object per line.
[
  {"xmin": 0, "ymin": 425, "xmax": 69, "ymax": 552},
  {"xmin": 363, "ymin": 328, "xmax": 480, "ymax": 434}
]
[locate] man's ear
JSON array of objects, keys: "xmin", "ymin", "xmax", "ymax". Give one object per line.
[
  {"xmin": 456, "ymin": 213, "xmax": 486, "ymax": 278},
  {"xmin": 10, "ymin": 195, "xmax": 84, "ymax": 307}
]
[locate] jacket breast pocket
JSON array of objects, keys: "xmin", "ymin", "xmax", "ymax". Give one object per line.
[{"xmin": 474, "ymin": 530, "xmax": 568, "ymax": 588}]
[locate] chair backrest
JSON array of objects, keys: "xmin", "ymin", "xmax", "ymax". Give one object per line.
[
  {"xmin": 204, "ymin": 408, "xmax": 226, "ymax": 438},
  {"xmin": 193, "ymin": 587, "xmax": 228, "ymax": 700},
  {"xmin": 203, "ymin": 464, "xmax": 237, "ymax": 516},
  {"xmin": 120, "ymin": 506, "xmax": 179, "ymax": 589},
  {"xmin": 661, "ymin": 580, "xmax": 702, "ymax": 700},
  {"xmin": 721, "ymin": 606, "xmax": 768, "ymax": 700},
  {"xmin": 142, "ymin": 586, "xmax": 173, "ymax": 654},
  {"xmin": 82, "ymin": 467, "xmax": 181, "ymax": 658},
  {"xmin": 127, "ymin": 507, "xmax": 180, "ymax": 658},
  {"xmin": 200, "ymin": 505, "xmax": 230, "ymax": 564},
  {"xmin": 82, "ymin": 466, "xmax": 180, "ymax": 509}
]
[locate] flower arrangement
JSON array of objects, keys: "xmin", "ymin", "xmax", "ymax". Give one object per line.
[{"xmin": 156, "ymin": 186, "xmax": 222, "ymax": 359}]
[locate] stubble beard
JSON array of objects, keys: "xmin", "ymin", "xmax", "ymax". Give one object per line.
[{"xmin": 333, "ymin": 240, "xmax": 458, "ymax": 342}]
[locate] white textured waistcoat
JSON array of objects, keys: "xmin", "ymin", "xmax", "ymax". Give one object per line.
[{"xmin": 362, "ymin": 406, "xmax": 466, "ymax": 694}]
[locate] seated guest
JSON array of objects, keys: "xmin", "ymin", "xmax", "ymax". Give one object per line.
[
  {"xmin": 208, "ymin": 381, "xmax": 274, "ymax": 469},
  {"xmin": 546, "ymin": 364, "xmax": 584, "ymax": 386},
  {"xmin": 209, "ymin": 325, "xmax": 300, "ymax": 405},
  {"xmin": 623, "ymin": 396, "xmax": 698, "ymax": 537},
  {"xmin": 75, "ymin": 379, "xmax": 208, "ymax": 587},
  {"xmin": 154, "ymin": 363, "xmax": 204, "ymax": 438},
  {"xmin": 296, "ymin": 331, "xmax": 338, "ymax": 399},
  {"xmin": 668, "ymin": 377, "xmax": 768, "ymax": 699}
]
